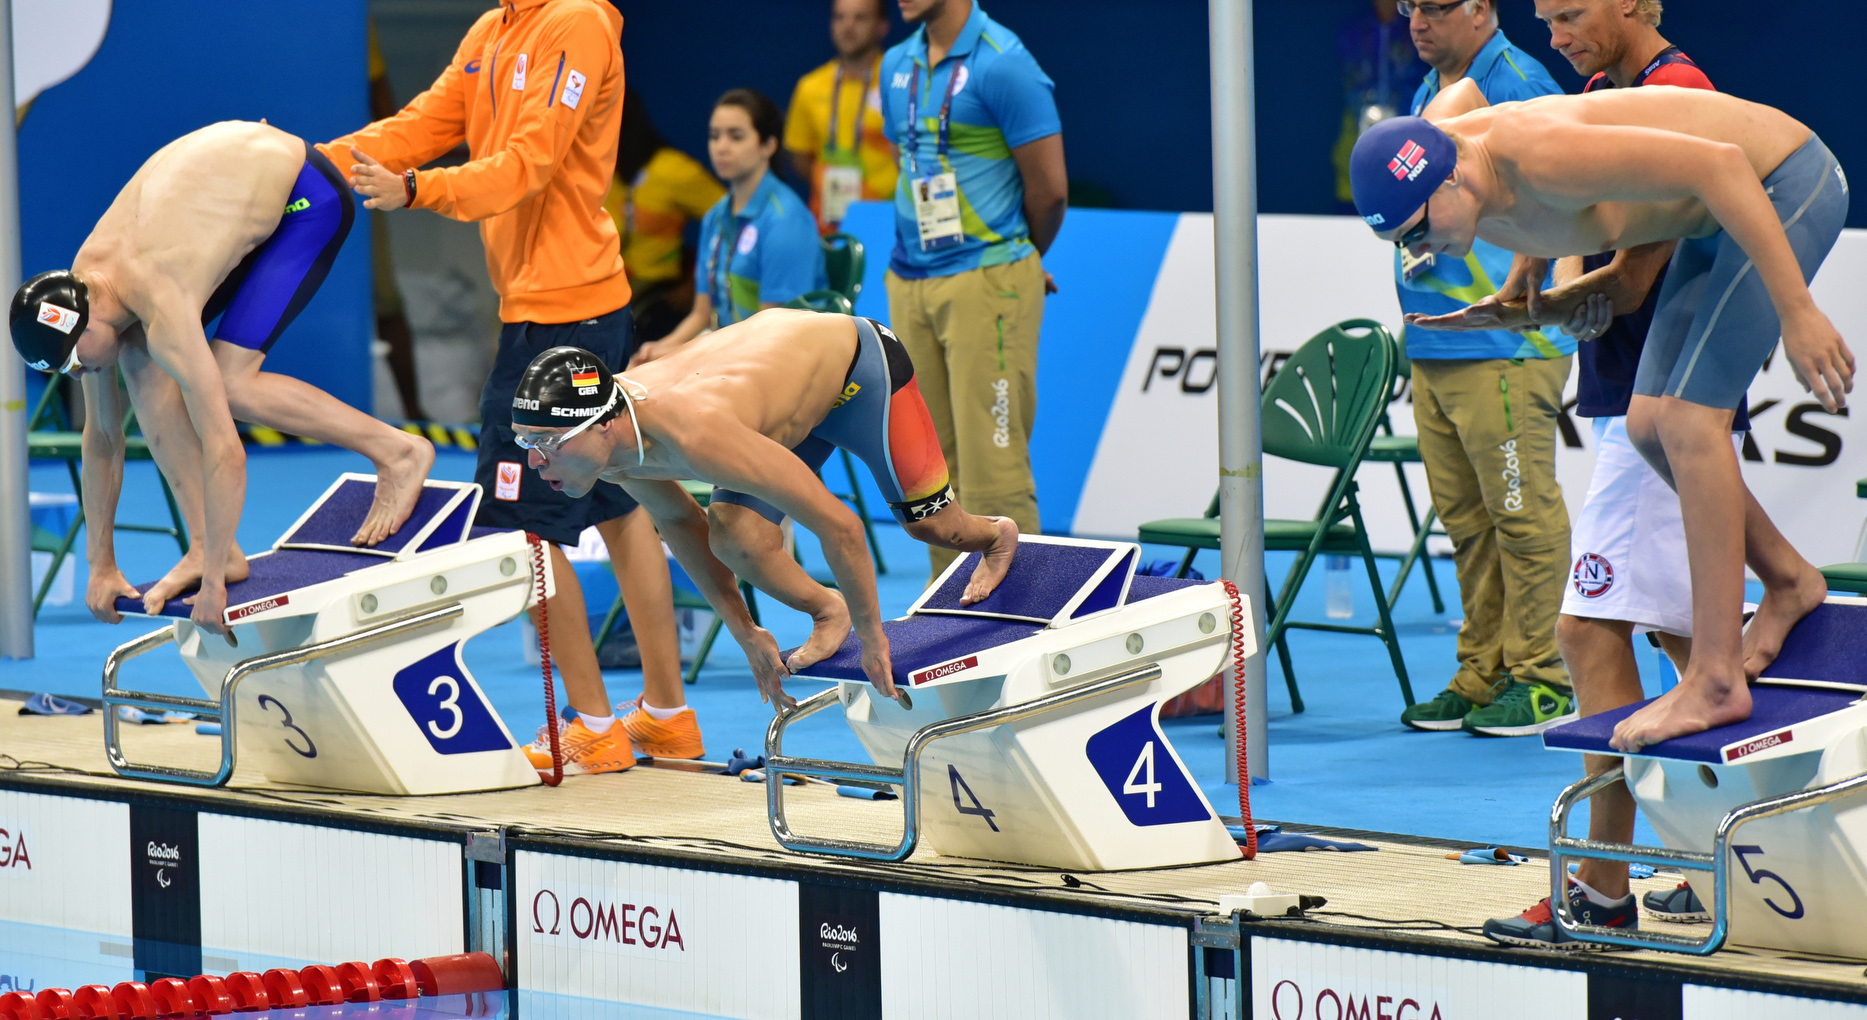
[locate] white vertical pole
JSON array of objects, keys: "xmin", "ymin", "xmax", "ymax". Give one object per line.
[
  {"xmin": 0, "ymin": 0, "xmax": 31, "ymax": 660},
  {"xmin": 1209, "ymin": 0, "xmax": 1265, "ymax": 780}
]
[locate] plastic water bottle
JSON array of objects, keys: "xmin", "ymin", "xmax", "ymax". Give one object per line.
[{"xmin": 1325, "ymin": 555, "xmax": 1354, "ymax": 619}]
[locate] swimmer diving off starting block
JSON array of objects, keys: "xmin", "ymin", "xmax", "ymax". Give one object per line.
[
  {"xmin": 507, "ymin": 310, "xmax": 1019, "ymax": 707},
  {"xmin": 8, "ymin": 121, "xmax": 436, "ymax": 636},
  {"xmin": 1349, "ymin": 83, "xmax": 1851, "ymax": 752}
]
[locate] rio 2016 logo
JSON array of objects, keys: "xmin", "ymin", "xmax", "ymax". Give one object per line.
[
  {"xmin": 1498, "ymin": 438, "xmax": 1523, "ymax": 513},
  {"xmin": 991, "ymin": 379, "xmax": 1012, "ymax": 448}
]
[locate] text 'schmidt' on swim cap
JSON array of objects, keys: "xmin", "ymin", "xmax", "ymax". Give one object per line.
[
  {"xmin": 512, "ymin": 345, "xmax": 617, "ymax": 428},
  {"xmin": 1349, "ymin": 116, "xmax": 1457, "ymax": 232}
]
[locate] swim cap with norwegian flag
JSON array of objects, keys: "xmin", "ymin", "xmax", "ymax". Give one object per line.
[{"xmin": 1349, "ymin": 116, "xmax": 1457, "ymax": 232}]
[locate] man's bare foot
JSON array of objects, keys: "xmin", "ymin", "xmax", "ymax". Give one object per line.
[
  {"xmin": 784, "ymin": 593, "xmax": 853, "ymax": 673},
  {"xmin": 1743, "ymin": 560, "xmax": 1828, "ymax": 681},
  {"xmin": 141, "ymin": 545, "xmax": 250, "ymax": 614},
  {"xmin": 960, "ymin": 517, "xmax": 1020, "ymax": 605},
  {"xmin": 1609, "ymin": 674, "xmax": 1752, "ymax": 753},
  {"xmin": 354, "ymin": 435, "xmax": 436, "ymax": 546}
]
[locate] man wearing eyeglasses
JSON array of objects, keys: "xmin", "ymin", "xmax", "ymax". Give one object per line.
[{"xmin": 1388, "ymin": 0, "xmax": 1578, "ymax": 739}]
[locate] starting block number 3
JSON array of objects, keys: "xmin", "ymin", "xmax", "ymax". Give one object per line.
[{"xmin": 391, "ymin": 644, "xmax": 514, "ymax": 755}]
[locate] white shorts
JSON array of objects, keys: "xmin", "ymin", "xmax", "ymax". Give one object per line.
[{"xmin": 1560, "ymin": 416, "xmax": 1736, "ymax": 637}]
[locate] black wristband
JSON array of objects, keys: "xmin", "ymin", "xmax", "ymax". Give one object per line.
[{"xmin": 403, "ymin": 168, "xmax": 417, "ymax": 206}]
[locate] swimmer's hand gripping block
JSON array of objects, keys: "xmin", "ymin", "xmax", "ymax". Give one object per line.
[
  {"xmin": 1542, "ymin": 595, "xmax": 1867, "ymax": 957},
  {"xmin": 102, "ymin": 474, "xmax": 549, "ymax": 795},
  {"xmin": 769, "ymin": 535, "xmax": 1247, "ymax": 871}
]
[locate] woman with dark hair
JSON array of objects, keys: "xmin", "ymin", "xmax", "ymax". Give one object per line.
[
  {"xmin": 631, "ymin": 89, "xmax": 827, "ymax": 363},
  {"xmin": 603, "ymin": 86, "xmax": 725, "ymax": 343}
]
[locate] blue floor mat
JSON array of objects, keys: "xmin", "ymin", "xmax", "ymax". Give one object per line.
[{"xmin": 11, "ymin": 447, "xmax": 1713, "ymax": 849}]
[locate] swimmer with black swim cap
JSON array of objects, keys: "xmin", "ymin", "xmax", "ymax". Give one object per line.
[
  {"xmin": 8, "ymin": 121, "xmax": 435, "ymax": 635},
  {"xmin": 1350, "ymin": 80, "xmax": 1851, "ymax": 752},
  {"xmin": 510, "ymin": 312, "xmax": 1019, "ymax": 710}
]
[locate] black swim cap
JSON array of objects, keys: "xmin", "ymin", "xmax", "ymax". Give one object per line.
[
  {"xmin": 10, "ymin": 271, "xmax": 89, "ymax": 373},
  {"xmin": 512, "ymin": 346, "xmax": 619, "ymax": 428}
]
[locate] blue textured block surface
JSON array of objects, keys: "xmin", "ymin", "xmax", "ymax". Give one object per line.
[
  {"xmin": 1543, "ymin": 684, "xmax": 1861, "ymax": 763},
  {"xmin": 1760, "ymin": 602, "xmax": 1867, "ymax": 688},
  {"xmin": 118, "ymin": 548, "xmax": 387, "ymax": 618},
  {"xmin": 280, "ymin": 479, "xmax": 458, "ymax": 554},
  {"xmin": 920, "ymin": 542, "xmax": 1118, "ymax": 621},
  {"xmin": 787, "ymin": 615, "xmax": 1045, "ymax": 686},
  {"xmin": 1126, "ymin": 574, "xmax": 1210, "ymax": 603}
]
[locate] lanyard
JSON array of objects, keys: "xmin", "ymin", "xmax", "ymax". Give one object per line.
[
  {"xmin": 827, "ymin": 60, "xmax": 873, "ymax": 156},
  {"xmin": 706, "ymin": 210, "xmax": 755, "ymax": 324},
  {"xmin": 1584, "ymin": 45, "xmax": 1694, "ymax": 93},
  {"xmin": 905, "ymin": 51, "xmax": 965, "ymax": 177}
]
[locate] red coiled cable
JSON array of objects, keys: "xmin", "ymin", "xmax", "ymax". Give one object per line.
[
  {"xmin": 527, "ymin": 533, "xmax": 564, "ymax": 787},
  {"xmin": 1222, "ymin": 580, "xmax": 1256, "ymax": 859}
]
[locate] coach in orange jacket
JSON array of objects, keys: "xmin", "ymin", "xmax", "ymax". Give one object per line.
[{"xmin": 323, "ymin": 0, "xmax": 716, "ymax": 774}]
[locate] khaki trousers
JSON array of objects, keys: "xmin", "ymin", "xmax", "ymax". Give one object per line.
[
  {"xmin": 1411, "ymin": 355, "xmax": 1573, "ymax": 702},
  {"xmin": 885, "ymin": 254, "xmax": 1045, "ymax": 580}
]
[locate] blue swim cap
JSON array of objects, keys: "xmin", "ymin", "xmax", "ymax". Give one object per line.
[{"xmin": 1350, "ymin": 117, "xmax": 1456, "ymax": 232}]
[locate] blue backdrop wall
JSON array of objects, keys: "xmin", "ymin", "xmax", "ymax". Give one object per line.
[
  {"xmin": 614, "ymin": 0, "xmax": 1867, "ymax": 228},
  {"xmin": 20, "ymin": 0, "xmax": 372, "ymax": 410}
]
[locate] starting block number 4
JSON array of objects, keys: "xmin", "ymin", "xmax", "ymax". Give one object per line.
[
  {"xmin": 391, "ymin": 644, "xmax": 513, "ymax": 755},
  {"xmin": 1086, "ymin": 705, "xmax": 1210, "ymax": 826}
]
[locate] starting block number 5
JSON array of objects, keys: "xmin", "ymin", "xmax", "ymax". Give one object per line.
[{"xmin": 1732, "ymin": 844, "xmax": 1805, "ymax": 920}]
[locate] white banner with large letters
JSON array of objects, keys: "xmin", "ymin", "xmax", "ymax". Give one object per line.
[{"xmin": 1074, "ymin": 214, "xmax": 1867, "ymax": 575}]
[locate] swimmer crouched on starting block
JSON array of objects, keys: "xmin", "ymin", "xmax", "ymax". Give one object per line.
[
  {"xmin": 509, "ymin": 310, "xmax": 1019, "ymax": 708},
  {"xmin": 1350, "ymin": 83, "xmax": 1851, "ymax": 752},
  {"xmin": 8, "ymin": 121, "xmax": 435, "ymax": 634}
]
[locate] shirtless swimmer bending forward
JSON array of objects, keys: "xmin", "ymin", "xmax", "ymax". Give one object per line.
[
  {"xmin": 1350, "ymin": 83, "xmax": 1851, "ymax": 751},
  {"xmin": 8, "ymin": 121, "xmax": 434, "ymax": 635},
  {"xmin": 509, "ymin": 310, "xmax": 1018, "ymax": 708}
]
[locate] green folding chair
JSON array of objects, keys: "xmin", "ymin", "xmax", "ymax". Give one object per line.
[
  {"xmin": 1819, "ymin": 477, "xmax": 1867, "ymax": 595},
  {"xmin": 1138, "ymin": 320, "xmax": 1414, "ymax": 713},
  {"xmin": 823, "ymin": 232, "xmax": 865, "ymax": 307},
  {"xmin": 1363, "ymin": 330, "xmax": 1447, "ymax": 613},
  {"xmin": 27, "ymin": 375, "xmax": 189, "ymax": 616}
]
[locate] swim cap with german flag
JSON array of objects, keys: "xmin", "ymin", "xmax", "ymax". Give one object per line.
[
  {"xmin": 1349, "ymin": 116, "xmax": 1456, "ymax": 232},
  {"xmin": 512, "ymin": 346, "xmax": 619, "ymax": 428}
]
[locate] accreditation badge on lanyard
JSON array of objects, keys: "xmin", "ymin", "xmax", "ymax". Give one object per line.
[
  {"xmin": 820, "ymin": 64, "xmax": 871, "ymax": 226},
  {"xmin": 907, "ymin": 60, "xmax": 966, "ymax": 252}
]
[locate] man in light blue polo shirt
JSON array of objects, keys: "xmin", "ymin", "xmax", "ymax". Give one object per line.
[
  {"xmin": 882, "ymin": 0, "xmax": 1068, "ymax": 581},
  {"xmin": 1390, "ymin": 0, "xmax": 1577, "ymax": 738}
]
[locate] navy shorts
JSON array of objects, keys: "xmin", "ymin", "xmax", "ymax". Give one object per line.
[
  {"xmin": 202, "ymin": 141, "xmax": 354, "ymax": 353},
  {"xmin": 1635, "ymin": 134, "xmax": 1850, "ymax": 410},
  {"xmin": 474, "ymin": 306, "xmax": 640, "ymax": 546},
  {"xmin": 710, "ymin": 316, "xmax": 954, "ymax": 525}
]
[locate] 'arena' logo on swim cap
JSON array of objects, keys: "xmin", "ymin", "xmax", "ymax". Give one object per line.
[
  {"xmin": 25, "ymin": 359, "xmax": 50, "ymax": 372},
  {"xmin": 37, "ymin": 302, "xmax": 79, "ymax": 335},
  {"xmin": 1363, "ymin": 213, "xmax": 1386, "ymax": 227},
  {"xmin": 514, "ymin": 397, "xmax": 540, "ymax": 410},
  {"xmin": 1389, "ymin": 140, "xmax": 1430, "ymax": 182}
]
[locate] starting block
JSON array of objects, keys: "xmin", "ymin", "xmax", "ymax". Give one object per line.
[
  {"xmin": 767, "ymin": 535, "xmax": 1249, "ymax": 871},
  {"xmin": 102, "ymin": 473, "xmax": 547, "ymax": 795},
  {"xmin": 1544, "ymin": 596, "xmax": 1867, "ymax": 956}
]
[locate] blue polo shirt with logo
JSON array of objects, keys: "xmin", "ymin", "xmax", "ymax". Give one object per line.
[
  {"xmin": 880, "ymin": 5, "xmax": 1061, "ymax": 279},
  {"xmin": 1398, "ymin": 30, "xmax": 1572, "ymax": 361},
  {"xmin": 695, "ymin": 170, "xmax": 827, "ymax": 326}
]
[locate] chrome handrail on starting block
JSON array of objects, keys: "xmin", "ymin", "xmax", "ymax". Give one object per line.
[
  {"xmin": 1549, "ymin": 764, "xmax": 1867, "ymax": 954},
  {"xmin": 765, "ymin": 663, "xmax": 1164, "ymax": 862},
  {"xmin": 101, "ymin": 603, "xmax": 465, "ymax": 787}
]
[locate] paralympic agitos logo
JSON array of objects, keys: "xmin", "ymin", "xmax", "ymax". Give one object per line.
[{"xmin": 532, "ymin": 888, "xmax": 686, "ymax": 951}]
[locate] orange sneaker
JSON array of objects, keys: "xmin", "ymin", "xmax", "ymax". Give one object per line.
[
  {"xmin": 621, "ymin": 697, "xmax": 705, "ymax": 759},
  {"xmin": 523, "ymin": 717, "xmax": 636, "ymax": 776}
]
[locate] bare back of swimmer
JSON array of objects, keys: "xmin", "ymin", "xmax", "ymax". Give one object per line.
[
  {"xmin": 1350, "ymin": 85, "xmax": 1852, "ymax": 753},
  {"xmin": 8, "ymin": 121, "xmax": 434, "ymax": 634},
  {"xmin": 510, "ymin": 309, "xmax": 1018, "ymax": 707}
]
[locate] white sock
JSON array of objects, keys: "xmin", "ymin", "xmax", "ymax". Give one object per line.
[
  {"xmin": 642, "ymin": 701, "xmax": 687, "ymax": 720},
  {"xmin": 579, "ymin": 713, "xmax": 616, "ymax": 734},
  {"xmin": 1573, "ymin": 876, "xmax": 1630, "ymax": 907}
]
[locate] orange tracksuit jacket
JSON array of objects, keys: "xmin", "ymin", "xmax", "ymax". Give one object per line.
[{"xmin": 321, "ymin": 0, "xmax": 629, "ymax": 324}]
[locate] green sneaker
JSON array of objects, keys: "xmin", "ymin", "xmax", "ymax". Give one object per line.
[
  {"xmin": 1400, "ymin": 688, "xmax": 1477, "ymax": 731},
  {"xmin": 1463, "ymin": 680, "xmax": 1576, "ymax": 737}
]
